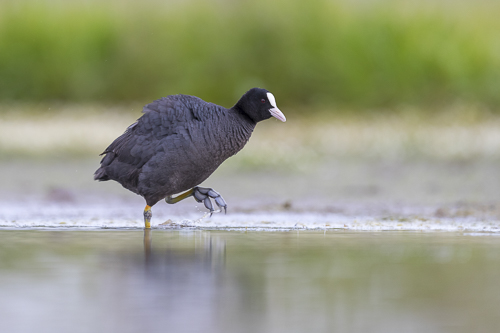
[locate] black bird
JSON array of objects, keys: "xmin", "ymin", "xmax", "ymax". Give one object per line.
[{"xmin": 94, "ymin": 88, "xmax": 286, "ymax": 228}]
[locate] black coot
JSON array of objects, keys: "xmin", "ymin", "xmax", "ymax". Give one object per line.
[{"xmin": 94, "ymin": 88, "xmax": 286, "ymax": 228}]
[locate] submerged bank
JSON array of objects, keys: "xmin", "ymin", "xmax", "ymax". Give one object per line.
[{"xmin": 1, "ymin": 157, "xmax": 500, "ymax": 232}]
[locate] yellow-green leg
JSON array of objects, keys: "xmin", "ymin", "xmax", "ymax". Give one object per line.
[
  {"xmin": 165, "ymin": 188, "xmax": 195, "ymax": 204},
  {"xmin": 166, "ymin": 187, "xmax": 227, "ymax": 216},
  {"xmin": 143, "ymin": 205, "xmax": 152, "ymax": 229}
]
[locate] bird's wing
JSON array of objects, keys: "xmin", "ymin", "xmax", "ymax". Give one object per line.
[{"xmin": 99, "ymin": 95, "xmax": 206, "ymax": 170}]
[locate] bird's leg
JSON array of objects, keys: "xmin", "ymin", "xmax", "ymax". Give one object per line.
[
  {"xmin": 144, "ymin": 205, "xmax": 152, "ymax": 229},
  {"xmin": 165, "ymin": 188, "xmax": 195, "ymax": 204},
  {"xmin": 166, "ymin": 186, "xmax": 227, "ymax": 216}
]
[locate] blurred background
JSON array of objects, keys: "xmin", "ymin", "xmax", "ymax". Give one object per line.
[
  {"xmin": 1, "ymin": 0, "xmax": 500, "ymax": 108},
  {"xmin": 1, "ymin": 0, "xmax": 500, "ymax": 215}
]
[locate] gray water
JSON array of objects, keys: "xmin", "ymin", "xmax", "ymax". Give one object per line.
[{"xmin": 1, "ymin": 229, "xmax": 499, "ymax": 333}]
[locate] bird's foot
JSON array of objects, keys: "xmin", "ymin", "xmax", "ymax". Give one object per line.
[
  {"xmin": 166, "ymin": 186, "xmax": 227, "ymax": 216},
  {"xmin": 193, "ymin": 187, "xmax": 227, "ymax": 216}
]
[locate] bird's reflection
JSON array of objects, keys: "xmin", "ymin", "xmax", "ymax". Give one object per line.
[
  {"xmin": 141, "ymin": 229, "xmax": 226, "ymax": 277},
  {"xmin": 143, "ymin": 229, "xmax": 153, "ymax": 264},
  {"xmin": 94, "ymin": 230, "xmax": 231, "ymax": 332}
]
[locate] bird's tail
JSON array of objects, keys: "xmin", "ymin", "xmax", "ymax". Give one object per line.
[{"xmin": 94, "ymin": 167, "xmax": 109, "ymax": 181}]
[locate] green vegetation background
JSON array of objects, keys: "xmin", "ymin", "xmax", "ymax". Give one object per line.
[{"xmin": 1, "ymin": 0, "xmax": 500, "ymax": 112}]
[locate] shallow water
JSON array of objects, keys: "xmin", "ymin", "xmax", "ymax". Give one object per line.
[
  {"xmin": 1, "ymin": 229, "xmax": 499, "ymax": 333},
  {"xmin": 2, "ymin": 202, "xmax": 500, "ymax": 232}
]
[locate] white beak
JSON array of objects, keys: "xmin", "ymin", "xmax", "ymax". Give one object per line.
[{"xmin": 270, "ymin": 107, "xmax": 286, "ymax": 122}]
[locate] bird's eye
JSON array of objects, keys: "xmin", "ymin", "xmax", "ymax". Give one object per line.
[{"xmin": 261, "ymin": 99, "xmax": 266, "ymax": 103}]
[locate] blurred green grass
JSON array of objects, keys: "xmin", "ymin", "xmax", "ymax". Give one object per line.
[{"xmin": 1, "ymin": 0, "xmax": 500, "ymax": 112}]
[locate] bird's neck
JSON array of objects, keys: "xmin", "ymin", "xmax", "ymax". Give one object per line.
[
  {"xmin": 229, "ymin": 106, "xmax": 255, "ymax": 133},
  {"xmin": 221, "ymin": 107, "xmax": 256, "ymax": 152}
]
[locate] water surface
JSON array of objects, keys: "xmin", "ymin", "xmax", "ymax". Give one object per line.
[{"xmin": 1, "ymin": 229, "xmax": 499, "ymax": 333}]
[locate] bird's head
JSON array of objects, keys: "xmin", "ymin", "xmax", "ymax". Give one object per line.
[{"xmin": 235, "ymin": 88, "xmax": 286, "ymax": 123}]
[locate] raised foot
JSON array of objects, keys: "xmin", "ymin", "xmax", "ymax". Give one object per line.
[
  {"xmin": 193, "ymin": 187, "xmax": 227, "ymax": 216},
  {"xmin": 165, "ymin": 187, "xmax": 227, "ymax": 216}
]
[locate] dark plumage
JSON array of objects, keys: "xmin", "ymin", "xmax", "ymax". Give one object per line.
[{"xmin": 94, "ymin": 88, "xmax": 286, "ymax": 228}]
